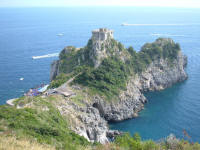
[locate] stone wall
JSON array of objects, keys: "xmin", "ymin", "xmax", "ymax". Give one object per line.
[{"xmin": 92, "ymin": 28, "xmax": 113, "ymax": 41}]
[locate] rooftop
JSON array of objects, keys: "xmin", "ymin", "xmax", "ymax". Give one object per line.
[{"xmin": 92, "ymin": 28, "xmax": 113, "ymax": 33}]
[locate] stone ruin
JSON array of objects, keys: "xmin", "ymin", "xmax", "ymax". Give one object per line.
[
  {"xmin": 90, "ymin": 28, "xmax": 114, "ymax": 67},
  {"xmin": 92, "ymin": 28, "xmax": 114, "ymax": 41}
]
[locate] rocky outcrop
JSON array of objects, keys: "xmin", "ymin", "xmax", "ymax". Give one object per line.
[
  {"xmin": 89, "ymin": 28, "xmax": 114, "ymax": 68},
  {"xmin": 54, "ymin": 95, "xmax": 110, "ymax": 144},
  {"xmin": 49, "ymin": 29, "xmax": 188, "ymax": 143},
  {"xmin": 92, "ymin": 51, "xmax": 187, "ymax": 122},
  {"xmin": 89, "ymin": 28, "xmax": 130, "ymax": 68},
  {"xmin": 50, "ymin": 60, "xmax": 59, "ymax": 81},
  {"xmin": 52, "ymin": 50, "xmax": 187, "ymax": 143}
]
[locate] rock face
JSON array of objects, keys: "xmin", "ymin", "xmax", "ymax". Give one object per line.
[
  {"xmin": 90, "ymin": 28, "xmax": 114, "ymax": 68},
  {"xmin": 52, "ymin": 51, "xmax": 187, "ymax": 143},
  {"xmin": 54, "ymin": 93, "xmax": 122, "ymax": 144},
  {"xmin": 50, "ymin": 60, "xmax": 59, "ymax": 81},
  {"xmin": 49, "ymin": 28, "xmax": 188, "ymax": 143},
  {"xmin": 55, "ymin": 97, "xmax": 109, "ymax": 144},
  {"xmin": 92, "ymin": 51, "xmax": 187, "ymax": 122}
]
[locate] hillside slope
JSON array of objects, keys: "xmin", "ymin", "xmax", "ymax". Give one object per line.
[{"xmin": 49, "ymin": 28, "xmax": 187, "ymax": 142}]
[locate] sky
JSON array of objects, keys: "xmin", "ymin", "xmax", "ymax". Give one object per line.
[{"xmin": 0, "ymin": 0, "xmax": 200, "ymax": 8}]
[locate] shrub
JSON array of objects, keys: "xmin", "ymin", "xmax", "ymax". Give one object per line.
[
  {"xmin": 48, "ymin": 73, "xmax": 69, "ymax": 89},
  {"xmin": 115, "ymin": 133, "xmax": 143, "ymax": 150},
  {"xmin": 0, "ymin": 100, "xmax": 90, "ymax": 150},
  {"xmin": 73, "ymin": 57, "xmax": 129, "ymax": 100},
  {"xmin": 143, "ymin": 140, "xmax": 159, "ymax": 150}
]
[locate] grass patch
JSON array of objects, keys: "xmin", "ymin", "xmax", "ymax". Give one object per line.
[
  {"xmin": 0, "ymin": 98, "xmax": 90, "ymax": 150},
  {"xmin": 0, "ymin": 135, "xmax": 56, "ymax": 150},
  {"xmin": 48, "ymin": 73, "xmax": 71, "ymax": 89},
  {"xmin": 70, "ymin": 93, "xmax": 85, "ymax": 106}
]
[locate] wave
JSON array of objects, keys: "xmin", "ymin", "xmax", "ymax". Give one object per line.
[
  {"xmin": 151, "ymin": 33, "xmax": 185, "ymax": 37},
  {"xmin": 121, "ymin": 23, "xmax": 196, "ymax": 26},
  {"xmin": 57, "ymin": 33, "xmax": 64, "ymax": 36},
  {"xmin": 32, "ymin": 53, "xmax": 59, "ymax": 59},
  {"xmin": 18, "ymin": 90, "xmax": 24, "ymax": 93}
]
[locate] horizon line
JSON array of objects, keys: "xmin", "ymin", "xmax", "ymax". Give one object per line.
[{"xmin": 0, "ymin": 6, "xmax": 200, "ymax": 9}]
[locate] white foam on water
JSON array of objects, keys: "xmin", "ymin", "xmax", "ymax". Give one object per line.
[
  {"xmin": 57, "ymin": 33, "xmax": 64, "ymax": 36},
  {"xmin": 32, "ymin": 53, "xmax": 59, "ymax": 59},
  {"xmin": 19, "ymin": 90, "xmax": 24, "ymax": 93},
  {"xmin": 121, "ymin": 23, "xmax": 197, "ymax": 26},
  {"xmin": 151, "ymin": 33, "xmax": 185, "ymax": 37}
]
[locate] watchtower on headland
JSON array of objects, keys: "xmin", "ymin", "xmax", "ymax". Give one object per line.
[
  {"xmin": 92, "ymin": 28, "xmax": 114, "ymax": 41},
  {"xmin": 90, "ymin": 28, "xmax": 114, "ymax": 68}
]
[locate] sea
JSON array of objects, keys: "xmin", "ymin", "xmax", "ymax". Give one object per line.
[{"xmin": 0, "ymin": 7, "xmax": 200, "ymax": 142}]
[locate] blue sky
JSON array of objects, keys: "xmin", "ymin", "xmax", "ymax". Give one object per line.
[{"xmin": 1, "ymin": 0, "xmax": 200, "ymax": 8}]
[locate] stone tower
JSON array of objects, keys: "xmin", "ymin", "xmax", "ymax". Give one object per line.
[
  {"xmin": 92, "ymin": 28, "xmax": 114, "ymax": 41},
  {"xmin": 90, "ymin": 28, "xmax": 114, "ymax": 67}
]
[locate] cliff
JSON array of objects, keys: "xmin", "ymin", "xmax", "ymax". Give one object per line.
[
  {"xmin": 93, "ymin": 51, "xmax": 187, "ymax": 122},
  {"xmin": 0, "ymin": 29, "xmax": 190, "ymax": 150},
  {"xmin": 48, "ymin": 28, "xmax": 187, "ymax": 143}
]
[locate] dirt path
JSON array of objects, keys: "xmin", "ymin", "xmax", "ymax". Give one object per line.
[{"xmin": 54, "ymin": 74, "xmax": 80, "ymax": 97}]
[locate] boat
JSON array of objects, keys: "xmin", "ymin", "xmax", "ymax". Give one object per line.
[
  {"xmin": 20, "ymin": 78, "xmax": 24, "ymax": 81},
  {"xmin": 57, "ymin": 33, "xmax": 64, "ymax": 36}
]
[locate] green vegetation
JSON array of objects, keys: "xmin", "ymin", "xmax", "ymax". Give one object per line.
[
  {"xmin": 49, "ymin": 40, "xmax": 96, "ymax": 89},
  {"xmin": 1, "ymin": 103, "xmax": 199, "ymax": 150},
  {"xmin": 72, "ymin": 38, "xmax": 180, "ymax": 100},
  {"xmin": 126, "ymin": 38, "xmax": 180, "ymax": 74},
  {"xmin": 49, "ymin": 73, "xmax": 70, "ymax": 89},
  {"xmin": 51, "ymin": 38, "xmax": 181, "ymax": 100},
  {"xmin": 0, "ymin": 97, "xmax": 90, "ymax": 150},
  {"xmin": 73, "ymin": 57, "xmax": 129, "ymax": 100},
  {"xmin": 115, "ymin": 133, "xmax": 142, "ymax": 149},
  {"xmin": 59, "ymin": 41, "xmax": 94, "ymax": 74},
  {"xmin": 1, "ymin": 116, "xmax": 200, "ymax": 150},
  {"xmin": 0, "ymin": 135, "xmax": 55, "ymax": 150},
  {"xmin": 94, "ymin": 133, "xmax": 200, "ymax": 150},
  {"xmin": 0, "ymin": 37, "xmax": 193, "ymax": 150},
  {"xmin": 141, "ymin": 38, "xmax": 180, "ymax": 63},
  {"xmin": 70, "ymin": 91, "xmax": 87, "ymax": 106},
  {"xmin": 49, "ymin": 65, "xmax": 90, "ymax": 89}
]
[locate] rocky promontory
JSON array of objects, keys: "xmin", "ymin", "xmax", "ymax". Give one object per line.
[{"xmin": 49, "ymin": 28, "xmax": 187, "ymax": 143}]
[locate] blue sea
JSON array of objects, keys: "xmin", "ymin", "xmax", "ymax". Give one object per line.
[{"xmin": 0, "ymin": 7, "xmax": 200, "ymax": 142}]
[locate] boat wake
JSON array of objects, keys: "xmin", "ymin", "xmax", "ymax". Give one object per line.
[
  {"xmin": 121, "ymin": 23, "xmax": 195, "ymax": 26},
  {"xmin": 57, "ymin": 33, "xmax": 64, "ymax": 36},
  {"xmin": 32, "ymin": 53, "xmax": 59, "ymax": 59},
  {"xmin": 151, "ymin": 33, "xmax": 185, "ymax": 37}
]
